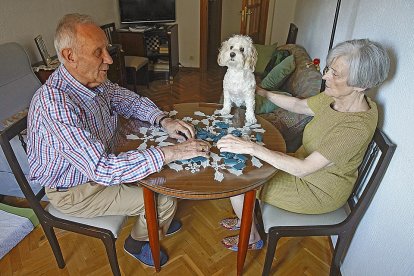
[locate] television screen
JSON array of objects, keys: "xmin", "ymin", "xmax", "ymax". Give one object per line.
[{"xmin": 119, "ymin": 0, "xmax": 176, "ymax": 24}]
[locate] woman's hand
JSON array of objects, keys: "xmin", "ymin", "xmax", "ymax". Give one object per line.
[
  {"xmin": 216, "ymin": 134, "xmax": 257, "ymax": 155},
  {"xmin": 256, "ymin": 85, "xmax": 268, "ymax": 98},
  {"xmin": 161, "ymin": 139, "xmax": 211, "ymax": 164},
  {"xmin": 161, "ymin": 117, "xmax": 195, "ymax": 141}
]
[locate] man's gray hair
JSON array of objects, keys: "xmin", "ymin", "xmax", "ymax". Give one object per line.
[
  {"xmin": 327, "ymin": 39, "xmax": 390, "ymax": 90},
  {"xmin": 54, "ymin": 13, "xmax": 97, "ymax": 62}
]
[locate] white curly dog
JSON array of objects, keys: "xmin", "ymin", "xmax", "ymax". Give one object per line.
[{"xmin": 217, "ymin": 34, "xmax": 258, "ymax": 125}]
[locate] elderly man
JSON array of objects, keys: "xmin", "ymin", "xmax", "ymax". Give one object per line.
[{"xmin": 27, "ymin": 13, "xmax": 210, "ymax": 267}]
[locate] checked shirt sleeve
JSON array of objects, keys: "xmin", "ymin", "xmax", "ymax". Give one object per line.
[{"xmin": 37, "ymin": 89, "xmax": 165, "ymax": 186}]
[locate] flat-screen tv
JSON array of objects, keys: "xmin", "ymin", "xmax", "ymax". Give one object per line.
[{"xmin": 119, "ymin": 0, "xmax": 176, "ymax": 24}]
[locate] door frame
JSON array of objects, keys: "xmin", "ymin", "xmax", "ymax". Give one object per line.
[
  {"xmin": 258, "ymin": 0, "xmax": 270, "ymax": 43},
  {"xmin": 200, "ymin": 0, "xmax": 209, "ymax": 72}
]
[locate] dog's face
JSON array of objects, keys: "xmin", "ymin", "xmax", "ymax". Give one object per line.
[{"xmin": 217, "ymin": 35, "xmax": 257, "ymax": 72}]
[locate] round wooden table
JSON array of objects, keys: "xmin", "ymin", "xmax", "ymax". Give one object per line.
[{"xmin": 118, "ymin": 103, "xmax": 286, "ymax": 275}]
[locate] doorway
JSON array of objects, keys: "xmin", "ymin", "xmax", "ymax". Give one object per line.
[
  {"xmin": 200, "ymin": 0, "xmax": 270, "ymax": 72},
  {"xmin": 207, "ymin": 0, "xmax": 223, "ymax": 70}
]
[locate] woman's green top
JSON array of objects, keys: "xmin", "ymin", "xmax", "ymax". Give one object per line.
[{"xmin": 258, "ymin": 92, "xmax": 378, "ymax": 214}]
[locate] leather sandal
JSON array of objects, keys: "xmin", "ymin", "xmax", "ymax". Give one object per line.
[
  {"xmin": 221, "ymin": 235, "xmax": 264, "ymax": 252},
  {"xmin": 220, "ymin": 217, "xmax": 240, "ymax": 231}
]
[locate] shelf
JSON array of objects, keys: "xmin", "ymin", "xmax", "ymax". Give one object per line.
[{"xmin": 116, "ymin": 24, "xmax": 179, "ymax": 81}]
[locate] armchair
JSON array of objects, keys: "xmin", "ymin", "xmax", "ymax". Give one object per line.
[
  {"xmin": 0, "ymin": 42, "xmax": 127, "ymax": 275},
  {"xmin": 0, "ymin": 42, "xmax": 41, "ymax": 197}
]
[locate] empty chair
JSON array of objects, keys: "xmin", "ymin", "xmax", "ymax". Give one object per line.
[
  {"xmin": 124, "ymin": 55, "xmax": 150, "ymax": 90},
  {"xmin": 101, "ymin": 23, "xmax": 149, "ymax": 91},
  {"xmin": 0, "ymin": 42, "xmax": 127, "ymax": 276},
  {"xmin": 260, "ymin": 129, "xmax": 396, "ymax": 276},
  {"xmin": 101, "ymin": 22, "xmax": 117, "ymax": 46},
  {"xmin": 286, "ymin": 23, "xmax": 298, "ymax": 44}
]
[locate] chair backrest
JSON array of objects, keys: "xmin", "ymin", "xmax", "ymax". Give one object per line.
[
  {"xmin": 345, "ymin": 128, "xmax": 396, "ymax": 226},
  {"xmin": 1, "ymin": 114, "xmax": 125, "ymax": 275},
  {"xmin": 101, "ymin": 22, "xmax": 116, "ymax": 45},
  {"xmin": 286, "ymin": 23, "xmax": 298, "ymax": 44},
  {"xmin": 0, "ymin": 116, "xmax": 47, "ymax": 217},
  {"xmin": 0, "ymin": 42, "xmax": 41, "ymax": 129}
]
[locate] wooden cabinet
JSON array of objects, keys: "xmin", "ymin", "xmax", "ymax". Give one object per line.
[{"xmin": 116, "ymin": 24, "xmax": 179, "ymax": 81}]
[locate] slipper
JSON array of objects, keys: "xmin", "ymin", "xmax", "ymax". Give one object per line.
[
  {"xmin": 220, "ymin": 217, "xmax": 240, "ymax": 231},
  {"xmin": 221, "ymin": 235, "xmax": 264, "ymax": 252},
  {"xmin": 124, "ymin": 242, "xmax": 169, "ymax": 267},
  {"xmin": 166, "ymin": 219, "xmax": 182, "ymax": 236}
]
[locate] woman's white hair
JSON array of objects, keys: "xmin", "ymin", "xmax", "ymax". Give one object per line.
[
  {"xmin": 327, "ymin": 39, "xmax": 390, "ymax": 90},
  {"xmin": 54, "ymin": 13, "xmax": 97, "ymax": 62}
]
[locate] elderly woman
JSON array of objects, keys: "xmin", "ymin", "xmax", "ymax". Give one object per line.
[{"xmin": 216, "ymin": 39, "xmax": 390, "ymax": 251}]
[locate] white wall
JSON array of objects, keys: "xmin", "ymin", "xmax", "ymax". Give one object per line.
[
  {"xmin": 0, "ymin": 0, "xmax": 118, "ymax": 64},
  {"xmin": 294, "ymin": 0, "xmax": 339, "ymax": 69},
  {"xmin": 292, "ymin": 1, "xmax": 414, "ymax": 275},
  {"xmin": 268, "ymin": 0, "xmax": 297, "ymax": 46}
]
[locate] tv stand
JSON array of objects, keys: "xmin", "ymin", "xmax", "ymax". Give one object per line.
[
  {"xmin": 127, "ymin": 25, "xmax": 157, "ymax": 32},
  {"xmin": 116, "ymin": 24, "xmax": 179, "ymax": 82}
]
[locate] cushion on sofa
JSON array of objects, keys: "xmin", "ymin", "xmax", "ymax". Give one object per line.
[
  {"xmin": 260, "ymin": 55, "xmax": 295, "ymax": 90},
  {"xmin": 277, "ymin": 45, "xmax": 322, "ymax": 98},
  {"xmin": 262, "ymin": 50, "xmax": 291, "ymax": 79},
  {"xmin": 255, "ymin": 91, "xmax": 292, "ymax": 114},
  {"xmin": 253, "ymin": 43, "xmax": 278, "ymax": 75},
  {"xmin": 259, "ymin": 44, "xmax": 322, "ymax": 152}
]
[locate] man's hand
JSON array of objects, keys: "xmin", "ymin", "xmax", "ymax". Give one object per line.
[
  {"xmin": 160, "ymin": 117, "xmax": 195, "ymax": 140},
  {"xmin": 161, "ymin": 139, "xmax": 211, "ymax": 164}
]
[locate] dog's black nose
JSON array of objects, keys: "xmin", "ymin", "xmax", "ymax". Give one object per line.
[{"xmin": 230, "ymin": 52, "xmax": 236, "ymax": 58}]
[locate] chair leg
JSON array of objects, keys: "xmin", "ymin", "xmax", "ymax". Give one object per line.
[
  {"xmin": 262, "ymin": 229, "xmax": 281, "ymax": 276},
  {"xmin": 254, "ymin": 199, "xmax": 266, "ymax": 239},
  {"xmin": 101, "ymin": 234, "xmax": 121, "ymax": 276},
  {"xmin": 42, "ymin": 223, "xmax": 65, "ymax": 268},
  {"xmin": 330, "ymin": 234, "xmax": 351, "ymax": 276}
]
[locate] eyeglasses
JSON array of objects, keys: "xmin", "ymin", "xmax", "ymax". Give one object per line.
[{"xmin": 323, "ymin": 66, "xmax": 342, "ymax": 79}]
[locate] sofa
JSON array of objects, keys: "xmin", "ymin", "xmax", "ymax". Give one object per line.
[
  {"xmin": 0, "ymin": 42, "xmax": 42, "ymax": 198},
  {"xmin": 258, "ymin": 44, "xmax": 322, "ymax": 152}
]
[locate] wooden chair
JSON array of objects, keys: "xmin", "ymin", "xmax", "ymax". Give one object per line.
[
  {"xmin": 1, "ymin": 37, "xmax": 129, "ymax": 261},
  {"xmin": 260, "ymin": 129, "xmax": 396, "ymax": 276},
  {"xmin": 101, "ymin": 23, "xmax": 149, "ymax": 91},
  {"xmin": 0, "ymin": 42, "xmax": 126, "ymax": 276},
  {"xmin": 0, "ymin": 115, "xmax": 127, "ymax": 276},
  {"xmin": 286, "ymin": 23, "xmax": 298, "ymax": 44}
]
